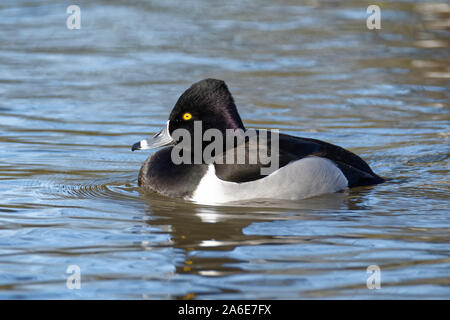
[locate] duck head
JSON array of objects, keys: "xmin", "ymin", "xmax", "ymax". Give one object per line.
[{"xmin": 132, "ymin": 78, "xmax": 245, "ymax": 151}]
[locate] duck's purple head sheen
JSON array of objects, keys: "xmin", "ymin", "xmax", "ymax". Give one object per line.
[
  {"xmin": 132, "ymin": 79, "xmax": 246, "ymax": 152},
  {"xmin": 168, "ymin": 78, "xmax": 245, "ymax": 134}
]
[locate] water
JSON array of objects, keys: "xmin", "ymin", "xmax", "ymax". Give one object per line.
[{"xmin": 0, "ymin": 0, "xmax": 449, "ymax": 299}]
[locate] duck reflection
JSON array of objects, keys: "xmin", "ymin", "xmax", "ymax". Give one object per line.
[
  {"xmin": 135, "ymin": 186, "xmax": 377, "ymax": 298},
  {"xmin": 138, "ymin": 188, "xmax": 373, "ymax": 251}
]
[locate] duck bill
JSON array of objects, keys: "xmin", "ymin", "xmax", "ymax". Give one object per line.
[{"xmin": 132, "ymin": 121, "xmax": 173, "ymax": 151}]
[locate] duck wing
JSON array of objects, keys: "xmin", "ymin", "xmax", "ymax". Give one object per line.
[{"xmin": 214, "ymin": 131, "xmax": 384, "ymax": 187}]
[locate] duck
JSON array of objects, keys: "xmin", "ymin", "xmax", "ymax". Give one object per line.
[{"xmin": 132, "ymin": 78, "xmax": 384, "ymax": 204}]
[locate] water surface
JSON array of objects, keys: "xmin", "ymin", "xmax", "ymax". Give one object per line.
[{"xmin": 0, "ymin": 0, "xmax": 449, "ymax": 299}]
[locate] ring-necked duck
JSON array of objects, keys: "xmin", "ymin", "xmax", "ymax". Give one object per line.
[{"xmin": 132, "ymin": 79, "xmax": 384, "ymax": 204}]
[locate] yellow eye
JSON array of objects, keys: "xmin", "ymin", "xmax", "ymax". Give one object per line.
[{"xmin": 182, "ymin": 112, "xmax": 192, "ymax": 120}]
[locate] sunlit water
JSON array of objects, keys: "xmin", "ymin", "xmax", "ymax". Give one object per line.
[{"xmin": 0, "ymin": 0, "xmax": 449, "ymax": 299}]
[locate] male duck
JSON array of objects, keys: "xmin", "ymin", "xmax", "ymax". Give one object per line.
[{"xmin": 132, "ymin": 79, "xmax": 383, "ymax": 204}]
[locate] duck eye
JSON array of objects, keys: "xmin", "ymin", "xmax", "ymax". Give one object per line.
[{"xmin": 182, "ymin": 112, "xmax": 192, "ymax": 120}]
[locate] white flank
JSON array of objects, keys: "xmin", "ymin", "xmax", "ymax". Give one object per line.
[{"xmin": 190, "ymin": 156, "xmax": 348, "ymax": 205}]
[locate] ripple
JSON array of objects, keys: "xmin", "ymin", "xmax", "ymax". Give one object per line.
[{"xmin": 24, "ymin": 176, "xmax": 140, "ymax": 203}]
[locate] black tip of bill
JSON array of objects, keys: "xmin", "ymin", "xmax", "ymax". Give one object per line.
[{"xmin": 131, "ymin": 142, "xmax": 141, "ymax": 152}]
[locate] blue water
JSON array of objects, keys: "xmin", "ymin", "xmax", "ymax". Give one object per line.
[{"xmin": 0, "ymin": 0, "xmax": 449, "ymax": 299}]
